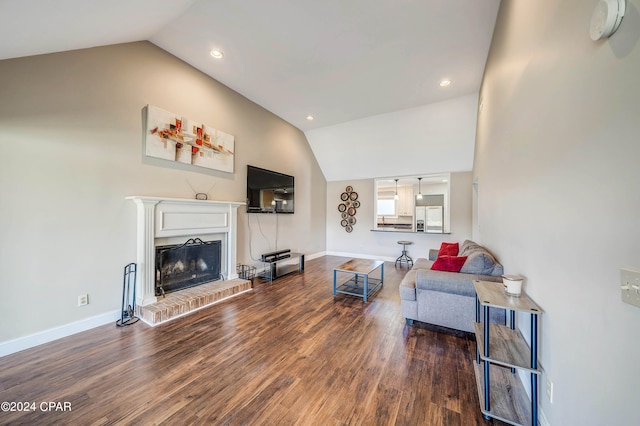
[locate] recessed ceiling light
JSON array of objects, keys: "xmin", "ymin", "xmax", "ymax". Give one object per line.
[
  {"xmin": 210, "ymin": 49, "xmax": 224, "ymax": 59},
  {"xmin": 439, "ymin": 79, "xmax": 451, "ymax": 87},
  {"xmin": 306, "ymin": 115, "xmax": 314, "ymax": 121}
]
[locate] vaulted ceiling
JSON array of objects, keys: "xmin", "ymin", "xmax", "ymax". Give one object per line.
[{"xmin": 0, "ymin": 0, "xmax": 500, "ymax": 179}]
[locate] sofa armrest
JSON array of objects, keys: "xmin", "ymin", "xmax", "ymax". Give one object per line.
[
  {"xmin": 411, "ymin": 258, "xmax": 433, "ymax": 270},
  {"xmin": 416, "ymin": 269, "xmax": 501, "ymax": 298}
]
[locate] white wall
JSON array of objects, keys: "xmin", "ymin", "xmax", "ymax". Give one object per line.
[
  {"xmin": 0, "ymin": 42, "xmax": 326, "ymax": 344},
  {"xmin": 305, "ymin": 94, "xmax": 478, "ymax": 181},
  {"xmin": 476, "ymin": 1, "xmax": 640, "ymax": 424},
  {"xmin": 326, "ymin": 172, "xmax": 473, "ymax": 260}
]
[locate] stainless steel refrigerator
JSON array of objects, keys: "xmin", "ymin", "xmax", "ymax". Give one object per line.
[{"xmin": 415, "ymin": 206, "xmax": 443, "ymax": 233}]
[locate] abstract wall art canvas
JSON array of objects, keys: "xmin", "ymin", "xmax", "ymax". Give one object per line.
[{"xmin": 144, "ymin": 105, "xmax": 235, "ymax": 173}]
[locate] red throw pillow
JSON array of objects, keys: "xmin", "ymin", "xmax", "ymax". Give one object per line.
[
  {"xmin": 431, "ymin": 255, "xmax": 468, "ymax": 272},
  {"xmin": 438, "ymin": 242, "xmax": 459, "ymax": 257}
]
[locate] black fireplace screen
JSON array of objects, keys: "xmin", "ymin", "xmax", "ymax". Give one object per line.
[{"xmin": 155, "ymin": 238, "xmax": 222, "ymax": 296}]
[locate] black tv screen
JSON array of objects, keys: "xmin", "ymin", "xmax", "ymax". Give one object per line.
[{"xmin": 246, "ymin": 165, "xmax": 294, "ymax": 213}]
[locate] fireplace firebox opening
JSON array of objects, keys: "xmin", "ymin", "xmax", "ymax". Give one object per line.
[{"xmin": 155, "ymin": 238, "xmax": 222, "ymax": 297}]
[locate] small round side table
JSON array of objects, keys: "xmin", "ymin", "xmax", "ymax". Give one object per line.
[{"xmin": 395, "ymin": 240, "xmax": 413, "ymax": 267}]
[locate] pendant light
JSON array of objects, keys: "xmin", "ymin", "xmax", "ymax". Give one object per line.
[
  {"xmin": 417, "ymin": 177, "xmax": 423, "ymax": 200},
  {"xmin": 394, "ymin": 179, "xmax": 399, "ymax": 200}
]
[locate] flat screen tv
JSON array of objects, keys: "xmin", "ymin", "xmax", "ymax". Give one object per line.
[{"xmin": 246, "ymin": 165, "xmax": 294, "ymax": 213}]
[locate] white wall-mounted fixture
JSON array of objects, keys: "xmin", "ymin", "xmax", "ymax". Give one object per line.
[
  {"xmin": 590, "ymin": 0, "xmax": 626, "ymax": 41},
  {"xmin": 78, "ymin": 294, "xmax": 88, "ymax": 306},
  {"xmin": 621, "ymin": 268, "xmax": 640, "ymax": 308}
]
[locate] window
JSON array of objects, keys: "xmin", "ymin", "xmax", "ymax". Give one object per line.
[{"xmin": 377, "ymin": 198, "xmax": 396, "ymax": 216}]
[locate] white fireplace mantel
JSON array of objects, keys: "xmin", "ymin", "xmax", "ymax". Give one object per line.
[{"xmin": 127, "ymin": 196, "xmax": 245, "ymax": 307}]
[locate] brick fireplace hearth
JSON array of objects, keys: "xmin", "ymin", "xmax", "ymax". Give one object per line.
[{"xmin": 137, "ymin": 278, "xmax": 252, "ymax": 325}]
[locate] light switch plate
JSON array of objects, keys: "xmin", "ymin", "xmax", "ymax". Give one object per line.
[{"xmin": 621, "ymin": 268, "xmax": 640, "ymax": 308}]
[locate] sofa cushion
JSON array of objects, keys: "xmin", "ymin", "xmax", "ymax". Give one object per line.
[
  {"xmin": 459, "ymin": 239, "xmax": 482, "ymax": 256},
  {"xmin": 438, "ymin": 242, "xmax": 459, "ymax": 257},
  {"xmin": 459, "ymin": 244, "xmax": 504, "ymax": 276},
  {"xmin": 416, "ymin": 269, "xmax": 478, "ymax": 297},
  {"xmin": 399, "ymin": 269, "xmax": 418, "ymax": 301},
  {"xmin": 428, "ymin": 249, "xmax": 439, "ymax": 261},
  {"xmin": 431, "ymin": 255, "xmax": 467, "ymax": 272},
  {"xmin": 416, "ymin": 268, "xmax": 502, "ymax": 297}
]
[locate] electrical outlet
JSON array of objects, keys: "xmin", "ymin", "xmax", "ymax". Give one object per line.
[
  {"xmin": 621, "ymin": 268, "xmax": 640, "ymax": 308},
  {"xmin": 546, "ymin": 377, "xmax": 554, "ymax": 403},
  {"xmin": 78, "ymin": 294, "xmax": 88, "ymax": 306}
]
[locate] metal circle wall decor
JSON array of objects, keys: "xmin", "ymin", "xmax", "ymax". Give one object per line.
[{"xmin": 338, "ymin": 185, "xmax": 360, "ymax": 233}]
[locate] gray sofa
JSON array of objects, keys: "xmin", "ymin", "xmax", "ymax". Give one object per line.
[{"xmin": 399, "ymin": 240, "xmax": 506, "ymax": 333}]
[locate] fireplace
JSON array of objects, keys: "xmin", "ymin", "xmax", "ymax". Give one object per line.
[
  {"xmin": 127, "ymin": 196, "xmax": 244, "ymax": 307},
  {"xmin": 155, "ymin": 238, "xmax": 222, "ymax": 296}
]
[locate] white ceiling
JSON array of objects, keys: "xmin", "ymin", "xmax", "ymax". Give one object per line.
[{"xmin": 0, "ymin": 0, "xmax": 500, "ymax": 132}]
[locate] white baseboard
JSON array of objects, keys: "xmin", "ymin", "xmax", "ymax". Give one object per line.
[
  {"xmin": 305, "ymin": 251, "xmax": 326, "ymax": 261},
  {"xmin": 326, "ymin": 251, "xmax": 395, "ymax": 262},
  {"xmin": 0, "ymin": 310, "xmax": 121, "ymax": 358}
]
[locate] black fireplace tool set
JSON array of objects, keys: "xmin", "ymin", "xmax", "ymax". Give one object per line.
[{"xmin": 116, "ymin": 262, "xmax": 139, "ymax": 327}]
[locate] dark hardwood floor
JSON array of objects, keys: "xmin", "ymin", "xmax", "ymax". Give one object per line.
[{"xmin": 0, "ymin": 256, "xmax": 495, "ymax": 425}]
